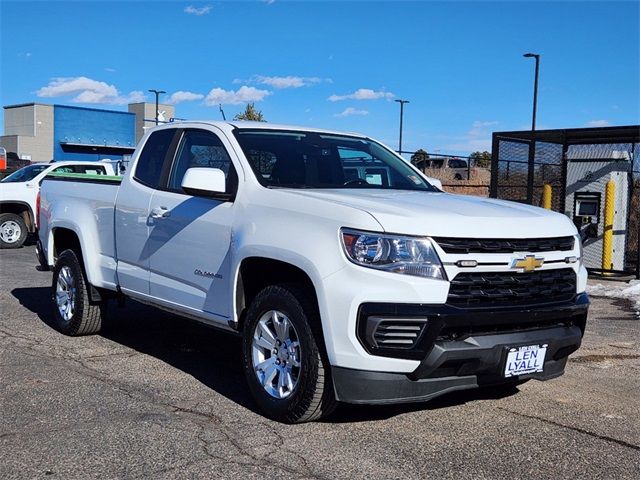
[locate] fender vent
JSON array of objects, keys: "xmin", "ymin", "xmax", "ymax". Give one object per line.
[{"xmin": 369, "ymin": 318, "xmax": 428, "ymax": 349}]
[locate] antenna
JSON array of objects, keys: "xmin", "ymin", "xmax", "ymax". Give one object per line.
[{"xmin": 219, "ymin": 104, "xmax": 226, "ymax": 120}]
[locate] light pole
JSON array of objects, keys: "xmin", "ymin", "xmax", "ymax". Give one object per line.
[
  {"xmin": 523, "ymin": 53, "xmax": 540, "ymax": 203},
  {"xmin": 148, "ymin": 89, "xmax": 166, "ymax": 125},
  {"xmin": 395, "ymin": 99, "xmax": 409, "ymax": 153}
]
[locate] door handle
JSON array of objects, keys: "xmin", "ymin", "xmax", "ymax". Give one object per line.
[{"xmin": 150, "ymin": 206, "xmax": 171, "ymax": 219}]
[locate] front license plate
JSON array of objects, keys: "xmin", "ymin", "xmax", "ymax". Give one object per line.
[{"xmin": 504, "ymin": 344, "xmax": 548, "ymax": 378}]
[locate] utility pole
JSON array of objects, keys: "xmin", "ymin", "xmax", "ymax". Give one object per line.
[
  {"xmin": 395, "ymin": 99, "xmax": 409, "ymax": 154},
  {"xmin": 219, "ymin": 104, "xmax": 226, "ymax": 120},
  {"xmin": 148, "ymin": 89, "xmax": 166, "ymax": 125},
  {"xmin": 523, "ymin": 53, "xmax": 540, "ymax": 203}
]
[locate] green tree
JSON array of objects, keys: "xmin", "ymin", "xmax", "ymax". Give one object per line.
[
  {"xmin": 410, "ymin": 148, "xmax": 430, "ymax": 171},
  {"xmin": 233, "ymin": 103, "xmax": 266, "ymax": 122},
  {"xmin": 469, "ymin": 151, "xmax": 492, "ymax": 168}
]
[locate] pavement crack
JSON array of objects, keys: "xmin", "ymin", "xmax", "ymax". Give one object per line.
[
  {"xmin": 173, "ymin": 408, "xmax": 326, "ymax": 480},
  {"xmin": 498, "ymin": 407, "xmax": 640, "ymax": 452}
]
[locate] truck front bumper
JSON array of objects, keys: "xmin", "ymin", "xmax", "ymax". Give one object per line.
[{"xmin": 332, "ymin": 293, "xmax": 589, "ymax": 404}]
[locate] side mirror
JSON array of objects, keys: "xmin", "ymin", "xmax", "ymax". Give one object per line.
[
  {"xmin": 181, "ymin": 167, "xmax": 227, "ymax": 197},
  {"xmin": 425, "ymin": 176, "xmax": 443, "ymax": 190}
]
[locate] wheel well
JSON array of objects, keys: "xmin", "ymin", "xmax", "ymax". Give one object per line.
[
  {"xmin": 0, "ymin": 202, "xmax": 34, "ymax": 232},
  {"xmin": 52, "ymin": 228, "xmax": 105, "ymax": 303},
  {"xmin": 53, "ymin": 228, "xmax": 81, "ymax": 259},
  {"xmin": 236, "ymin": 257, "xmax": 319, "ymax": 331}
]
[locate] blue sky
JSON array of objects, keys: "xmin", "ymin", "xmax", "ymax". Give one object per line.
[{"xmin": 1, "ymin": 0, "xmax": 638, "ymax": 155}]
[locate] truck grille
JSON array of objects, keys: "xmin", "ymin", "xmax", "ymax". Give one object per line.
[
  {"xmin": 448, "ymin": 268, "xmax": 576, "ymax": 308},
  {"xmin": 433, "ymin": 236, "xmax": 575, "ymax": 254}
]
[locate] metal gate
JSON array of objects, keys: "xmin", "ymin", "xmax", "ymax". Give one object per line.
[{"xmin": 490, "ymin": 126, "xmax": 640, "ymax": 278}]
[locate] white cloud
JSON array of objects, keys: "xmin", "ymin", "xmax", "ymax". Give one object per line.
[
  {"xmin": 585, "ymin": 120, "xmax": 611, "ymax": 128},
  {"xmin": 468, "ymin": 120, "xmax": 499, "ymax": 137},
  {"xmin": 234, "ymin": 75, "xmax": 329, "ymax": 89},
  {"xmin": 205, "ymin": 86, "xmax": 271, "ymax": 105},
  {"xmin": 184, "ymin": 5, "xmax": 212, "ymax": 15},
  {"xmin": 334, "ymin": 107, "xmax": 369, "ymax": 118},
  {"xmin": 167, "ymin": 91, "xmax": 205, "ymax": 104},
  {"xmin": 104, "ymin": 67, "xmax": 116, "ymax": 73},
  {"xmin": 257, "ymin": 75, "xmax": 322, "ymax": 89},
  {"xmin": 263, "ymin": 0, "xmax": 276, "ymax": 4},
  {"xmin": 328, "ymin": 88, "xmax": 394, "ymax": 102},
  {"xmin": 442, "ymin": 139, "xmax": 493, "ymax": 152},
  {"xmin": 439, "ymin": 120, "xmax": 499, "ymax": 153},
  {"xmin": 36, "ymin": 76, "xmax": 145, "ymax": 105}
]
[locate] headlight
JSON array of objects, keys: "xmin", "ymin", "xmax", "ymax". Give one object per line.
[
  {"xmin": 575, "ymin": 233, "xmax": 584, "ymax": 267},
  {"xmin": 341, "ymin": 229, "xmax": 446, "ymax": 280}
]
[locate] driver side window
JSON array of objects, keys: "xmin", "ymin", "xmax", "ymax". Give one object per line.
[{"xmin": 168, "ymin": 129, "xmax": 238, "ymax": 195}]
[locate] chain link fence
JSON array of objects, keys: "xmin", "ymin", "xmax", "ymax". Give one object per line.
[{"xmin": 490, "ymin": 126, "xmax": 640, "ymax": 278}]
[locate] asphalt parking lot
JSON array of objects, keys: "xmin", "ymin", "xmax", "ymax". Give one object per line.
[{"xmin": 1, "ymin": 246, "xmax": 639, "ymax": 479}]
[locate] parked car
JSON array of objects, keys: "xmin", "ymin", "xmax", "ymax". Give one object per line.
[
  {"xmin": 38, "ymin": 122, "xmax": 588, "ymax": 423},
  {"xmin": 0, "ymin": 146, "xmax": 6, "ymax": 171},
  {"xmin": 431, "ymin": 157, "xmax": 476, "ymax": 180},
  {"xmin": 0, "ymin": 160, "xmax": 116, "ymax": 248}
]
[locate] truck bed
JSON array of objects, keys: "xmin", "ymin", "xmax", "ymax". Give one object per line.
[{"xmin": 40, "ymin": 173, "xmax": 121, "ymax": 290}]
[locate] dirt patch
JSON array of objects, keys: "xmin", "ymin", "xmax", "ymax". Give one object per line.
[
  {"xmin": 423, "ymin": 168, "xmax": 491, "ymax": 197},
  {"xmin": 570, "ymin": 354, "xmax": 640, "ymax": 363}
]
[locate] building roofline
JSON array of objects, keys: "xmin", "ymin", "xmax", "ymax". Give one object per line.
[
  {"xmin": 53, "ymin": 104, "xmax": 135, "ymax": 116},
  {"xmin": 4, "ymin": 102, "xmax": 52, "ymax": 109}
]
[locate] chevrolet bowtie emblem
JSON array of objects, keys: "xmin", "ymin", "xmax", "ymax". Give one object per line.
[{"xmin": 512, "ymin": 255, "xmax": 544, "ymax": 272}]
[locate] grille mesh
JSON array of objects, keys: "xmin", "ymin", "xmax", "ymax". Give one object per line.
[
  {"xmin": 448, "ymin": 268, "xmax": 576, "ymax": 308},
  {"xmin": 434, "ymin": 236, "xmax": 575, "ymax": 254},
  {"xmin": 373, "ymin": 320, "xmax": 428, "ymax": 349}
]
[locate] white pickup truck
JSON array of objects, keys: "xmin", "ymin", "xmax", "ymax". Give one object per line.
[
  {"xmin": 38, "ymin": 121, "xmax": 589, "ymax": 423},
  {"xmin": 0, "ymin": 160, "xmax": 116, "ymax": 248}
]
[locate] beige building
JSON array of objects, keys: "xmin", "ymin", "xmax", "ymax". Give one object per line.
[
  {"xmin": 1, "ymin": 103, "xmax": 54, "ymax": 162},
  {"xmin": 128, "ymin": 102, "xmax": 175, "ymax": 144},
  {"xmin": 1, "ymin": 102, "xmax": 177, "ymax": 162}
]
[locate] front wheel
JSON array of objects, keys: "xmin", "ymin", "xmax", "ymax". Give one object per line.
[
  {"xmin": 0, "ymin": 213, "xmax": 27, "ymax": 249},
  {"xmin": 51, "ymin": 249, "xmax": 105, "ymax": 336},
  {"xmin": 242, "ymin": 284, "xmax": 336, "ymax": 423}
]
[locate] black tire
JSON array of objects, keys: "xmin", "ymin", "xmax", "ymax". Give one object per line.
[
  {"xmin": 242, "ymin": 284, "xmax": 337, "ymax": 423},
  {"xmin": 51, "ymin": 249, "xmax": 105, "ymax": 336},
  {"xmin": 454, "ymin": 173, "xmax": 463, "ymax": 180},
  {"xmin": 0, "ymin": 213, "xmax": 28, "ymax": 249}
]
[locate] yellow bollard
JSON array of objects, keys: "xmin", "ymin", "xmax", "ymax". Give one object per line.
[
  {"xmin": 602, "ymin": 180, "xmax": 615, "ymax": 271},
  {"xmin": 541, "ymin": 184, "xmax": 552, "ymax": 210}
]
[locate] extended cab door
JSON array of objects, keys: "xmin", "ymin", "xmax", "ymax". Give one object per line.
[
  {"xmin": 115, "ymin": 128, "xmax": 180, "ymax": 295},
  {"xmin": 146, "ymin": 128, "xmax": 238, "ymax": 324}
]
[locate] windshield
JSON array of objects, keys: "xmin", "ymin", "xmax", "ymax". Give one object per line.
[
  {"xmin": 233, "ymin": 129, "xmax": 438, "ymax": 191},
  {"xmin": 1, "ymin": 164, "xmax": 48, "ymax": 183}
]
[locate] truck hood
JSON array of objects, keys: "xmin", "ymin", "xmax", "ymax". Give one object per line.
[{"xmin": 285, "ymin": 189, "xmax": 576, "ymax": 238}]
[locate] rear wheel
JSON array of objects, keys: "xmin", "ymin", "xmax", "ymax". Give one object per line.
[
  {"xmin": 52, "ymin": 249, "xmax": 105, "ymax": 336},
  {"xmin": 0, "ymin": 213, "xmax": 27, "ymax": 249},
  {"xmin": 242, "ymin": 284, "xmax": 336, "ymax": 423}
]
